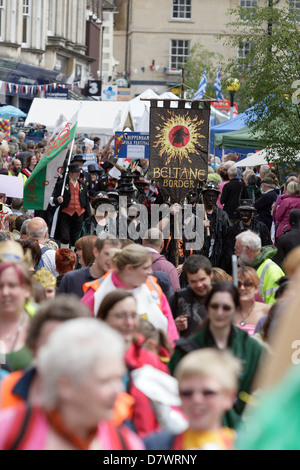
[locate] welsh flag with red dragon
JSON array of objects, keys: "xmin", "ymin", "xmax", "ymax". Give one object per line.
[{"xmin": 23, "ymin": 110, "xmax": 79, "ymax": 211}]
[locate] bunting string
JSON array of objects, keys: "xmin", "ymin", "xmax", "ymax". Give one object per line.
[{"xmin": 0, "ymin": 79, "xmax": 88, "ymax": 95}]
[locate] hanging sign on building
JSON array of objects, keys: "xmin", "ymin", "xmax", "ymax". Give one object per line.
[
  {"xmin": 87, "ymin": 80, "xmax": 102, "ymax": 98},
  {"xmin": 102, "ymin": 85, "xmax": 118, "ymax": 101}
]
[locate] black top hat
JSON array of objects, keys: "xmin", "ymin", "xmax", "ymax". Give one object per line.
[
  {"xmin": 68, "ymin": 163, "xmax": 81, "ymax": 173},
  {"xmin": 237, "ymin": 200, "xmax": 257, "ymax": 212},
  {"xmin": 201, "ymin": 181, "xmax": 221, "ymax": 194},
  {"xmin": 72, "ymin": 154, "xmax": 86, "ymax": 163},
  {"xmin": 107, "ymin": 189, "xmax": 119, "ymax": 199},
  {"xmin": 88, "ymin": 164, "xmax": 102, "ymax": 174},
  {"xmin": 101, "ymin": 162, "xmax": 114, "ymax": 171},
  {"xmin": 135, "ymin": 179, "xmax": 149, "ymax": 186},
  {"xmin": 92, "ymin": 192, "xmax": 110, "ymax": 210},
  {"xmin": 118, "ymin": 184, "xmax": 136, "ymax": 193}
]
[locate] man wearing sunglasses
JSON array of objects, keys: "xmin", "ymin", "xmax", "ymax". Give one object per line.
[{"xmin": 235, "ymin": 230, "xmax": 284, "ymax": 305}]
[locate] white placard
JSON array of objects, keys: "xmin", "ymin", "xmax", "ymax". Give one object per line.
[
  {"xmin": 0, "ymin": 175, "xmax": 24, "ymax": 198},
  {"xmin": 108, "ymin": 159, "xmax": 130, "ymax": 180},
  {"xmin": 127, "ymin": 145, "xmax": 145, "ymax": 159}
]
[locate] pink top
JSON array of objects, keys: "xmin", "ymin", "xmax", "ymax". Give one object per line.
[
  {"xmin": 0, "ymin": 405, "xmax": 144, "ymax": 450},
  {"xmin": 81, "ymin": 272, "xmax": 179, "ymax": 347},
  {"xmin": 217, "ymin": 181, "xmax": 228, "ymax": 210},
  {"xmin": 235, "ymin": 323, "xmax": 256, "ymax": 336}
]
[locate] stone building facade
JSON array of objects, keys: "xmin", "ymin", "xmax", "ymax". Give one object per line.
[{"xmin": 0, "ymin": 0, "xmax": 102, "ymax": 110}]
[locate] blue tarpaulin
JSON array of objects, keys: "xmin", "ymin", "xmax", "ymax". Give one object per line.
[{"xmin": 210, "ymin": 106, "xmax": 258, "ymax": 157}]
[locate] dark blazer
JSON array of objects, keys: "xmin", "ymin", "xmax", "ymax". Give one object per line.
[
  {"xmin": 221, "ymin": 178, "xmax": 245, "ymax": 220},
  {"xmin": 254, "ymin": 189, "xmax": 278, "ymax": 231},
  {"xmin": 272, "ymin": 229, "xmax": 300, "ymax": 267},
  {"xmin": 52, "ymin": 177, "xmax": 91, "ymax": 218}
]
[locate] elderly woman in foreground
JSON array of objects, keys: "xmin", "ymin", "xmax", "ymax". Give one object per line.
[{"xmin": 0, "ymin": 318, "xmax": 144, "ymax": 450}]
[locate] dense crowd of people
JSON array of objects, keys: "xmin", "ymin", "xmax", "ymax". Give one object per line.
[{"xmin": 0, "ymin": 132, "xmax": 300, "ymax": 450}]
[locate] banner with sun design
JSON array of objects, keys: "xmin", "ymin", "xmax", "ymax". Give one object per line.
[{"xmin": 149, "ymin": 106, "xmax": 210, "ymax": 203}]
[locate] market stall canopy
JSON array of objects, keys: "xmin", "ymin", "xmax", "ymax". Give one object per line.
[
  {"xmin": 132, "ymin": 88, "xmax": 227, "ymax": 132},
  {"xmin": 210, "ymin": 110, "xmax": 250, "ymax": 141},
  {"xmin": 210, "ymin": 106, "xmax": 230, "ymax": 125},
  {"xmin": 236, "ymin": 148, "xmax": 300, "ymax": 167},
  {"xmin": 210, "ymin": 103, "xmax": 260, "ymax": 138},
  {"xmin": 0, "ymin": 105, "xmax": 27, "ymax": 119},
  {"xmin": 235, "ymin": 151, "xmax": 269, "ymax": 167},
  {"xmin": 25, "ymin": 98, "xmax": 132, "ymax": 144},
  {"xmin": 214, "ymin": 126, "xmax": 265, "ymax": 150},
  {"xmin": 129, "ymin": 89, "xmax": 160, "ymax": 130}
]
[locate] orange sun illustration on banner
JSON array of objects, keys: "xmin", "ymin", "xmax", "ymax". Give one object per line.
[{"xmin": 153, "ymin": 110, "xmax": 206, "ymax": 164}]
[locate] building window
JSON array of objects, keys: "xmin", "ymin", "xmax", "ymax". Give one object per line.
[
  {"xmin": 172, "ymin": 0, "xmax": 191, "ymax": 20},
  {"xmin": 289, "ymin": 0, "xmax": 300, "ymax": 21},
  {"xmin": 239, "ymin": 0, "xmax": 257, "ymax": 20},
  {"xmin": 170, "ymin": 39, "xmax": 190, "ymax": 71},
  {"xmin": 10, "ymin": 0, "xmax": 17, "ymax": 43},
  {"xmin": 72, "ymin": 0, "xmax": 78, "ymax": 43},
  {"xmin": 22, "ymin": 0, "xmax": 31, "ymax": 46},
  {"xmin": 48, "ymin": 0, "xmax": 56, "ymax": 35},
  {"xmin": 238, "ymin": 41, "xmax": 253, "ymax": 59},
  {"xmin": 0, "ymin": 0, "xmax": 6, "ymax": 41}
]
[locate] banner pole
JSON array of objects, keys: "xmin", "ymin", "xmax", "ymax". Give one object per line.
[
  {"xmin": 50, "ymin": 139, "xmax": 75, "ymax": 240},
  {"xmin": 61, "ymin": 138, "xmax": 75, "ymax": 198}
]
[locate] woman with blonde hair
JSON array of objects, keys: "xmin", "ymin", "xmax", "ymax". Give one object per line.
[
  {"xmin": 0, "ymin": 133, "xmax": 9, "ymax": 169},
  {"xmin": 92, "ymin": 244, "xmax": 179, "ymax": 346},
  {"xmin": 97, "ymin": 290, "xmax": 172, "ymax": 437},
  {"xmin": 235, "ymin": 266, "xmax": 271, "ymax": 336},
  {"xmin": 212, "ymin": 267, "xmax": 232, "ymax": 284},
  {"xmin": 0, "ymin": 260, "xmax": 33, "ymax": 371}
]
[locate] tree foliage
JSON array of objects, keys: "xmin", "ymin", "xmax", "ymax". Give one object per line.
[
  {"xmin": 183, "ymin": 42, "xmax": 223, "ymax": 100},
  {"xmin": 221, "ymin": 0, "xmax": 300, "ymax": 168}
]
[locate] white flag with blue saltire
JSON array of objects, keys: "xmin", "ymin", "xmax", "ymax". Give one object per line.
[
  {"xmin": 193, "ymin": 70, "xmax": 207, "ymax": 100},
  {"xmin": 214, "ymin": 65, "xmax": 223, "ymax": 102}
]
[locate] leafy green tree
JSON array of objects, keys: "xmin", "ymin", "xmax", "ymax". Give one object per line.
[
  {"xmin": 221, "ymin": 0, "xmax": 300, "ymax": 168},
  {"xmin": 183, "ymin": 42, "xmax": 224, "ymax": 100}
]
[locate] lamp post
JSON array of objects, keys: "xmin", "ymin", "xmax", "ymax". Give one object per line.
[{"xmin": 226, "ymin": 78, "xmax": 240, "ymax": 119}]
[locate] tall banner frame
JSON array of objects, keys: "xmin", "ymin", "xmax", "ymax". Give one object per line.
[{"xmin": 148, "ymin": 99, "xmax": 213, "ymax": 204}]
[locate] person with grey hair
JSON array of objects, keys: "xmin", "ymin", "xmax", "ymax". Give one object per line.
[
  {"xmin": 254, "ymin": 176, "xmax": 278, "ymax": 231},
  {"xmin": 17, "ymin": 131, "xmax": 26, "ymax": 143},
  {"xmin": 27, "ymin": 217, "xmax": 57, "ymax": 276},
  {"xmin": 19, "ymin": 218, "xmax": 31, "ymax": 240},
  {"xmin": 221, "ymin": 165, "xmax": 247, "ymax": 225},
  {"xmin": 142, "ymin": 228, "xmax": 180, "ymax": 292},
  {"xmin": 259, "ymin": 164, "xmax": 271, "ymax": 182},
  {"xmin": 0, "ymin": 317, "xmax": 144, "ymax": 450},
  {"xmin": 235, "ymin": 230, "xmax": 284, "ymax": 304}
]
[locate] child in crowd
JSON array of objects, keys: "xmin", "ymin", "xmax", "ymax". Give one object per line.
[{"xmin": 144, "ymin": 348, "xmax": 241, "ymax": 450}]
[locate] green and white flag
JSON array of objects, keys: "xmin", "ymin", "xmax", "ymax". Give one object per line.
[{"xmin": 23, "ymin": 109, "xmax": 79, "ymax": 211}]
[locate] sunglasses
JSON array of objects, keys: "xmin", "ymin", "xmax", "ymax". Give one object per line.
[
  {"xmin": 238, "ymin": 280, "xmax": 254, "ymax": 289},
  {"xmin": 209, "ymin": 303, "xmax": 233, "ymax": 312},
  {"xmin": 179, "ymin": 389, "xmax": 220, "ymax": 399}
]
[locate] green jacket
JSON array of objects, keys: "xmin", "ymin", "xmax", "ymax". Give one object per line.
[
  {"xmin": 169, "ymin": 323, "xmax": 264, "ymax": 430},
  {"xmin": 236, "ymin": 365, "xmax": 300, "ymax": 450},
  {"xmin": 251, "ymin": 246, "xmax": 285, "ymax": 304}
]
